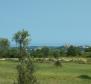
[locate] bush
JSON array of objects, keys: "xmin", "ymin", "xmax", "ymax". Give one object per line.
[
  {"xmin": 17, "ymin": 58, "xmax": 37, "ymax": 84},
  {"xmin": 78, "ymin": 75, "xmax": 91, "ymax": 79},
  {"xmin": 54, "ymin": 60, "xmax": 62, "ymax": 67}
]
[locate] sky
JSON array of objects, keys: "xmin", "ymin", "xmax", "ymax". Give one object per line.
[{"xmin": 0, "ymin": 0, "xmax": 91, "ymax": 46}]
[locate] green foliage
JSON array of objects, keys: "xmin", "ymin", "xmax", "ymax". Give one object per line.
[
  {"xmin": 59, "ymin": 48, "xmax": 66, "ymax": 56},
  {"xmin": 8, "ymin": 47, "xmax": 19, "ymax": 58},
  {"xmin": 13, "ymin": 29, "xmax": 30, "ymax": 58},
  {"xmin": 30, "ymin": 47, "xmax": 50, "ymax": 58},
  {"xmin": 30, "ymin": 45, "xmax": 85, "ymax": 58},
  {"xmin": 54, "ymin": 60, "xmax": 62, "ymax": 67},
  {"xmin": 85, "ymin": 47, "xmax": 91, "ymax": 52},
  {"xmin": 0, "ymin": 38, "xmax": 10, "ymax": 58},
  {"xmin": 66, "ymin": 45, "xmax": 81, "ymax": 56},
  {"xmin": 17, "ymin": 58, "xmax": 36, "ymax": 84},
  {"xmin": 13, "ymin": 29, "xmax": 30, "ymax": 47},
  {"xmin": 78, "ymin": 75, "xmax": 91, "ymax": 79},
  {"xmin": 34, "ymin": 49, "xmax": 43, "ymax": 58},
  {"xmin": 0, "ymin": 38, "xmax": 10, "ymax": 49},
  {"xmin": 53, "ymin": 51, "xmax": 60, "ymax": 58},
  {"xmin": 13, "ymin": 29, "xmax": 37, "ymax": 84},
  {"xmin": 41, "ymin": 46, "xmax": 49, "ymax": 58}
]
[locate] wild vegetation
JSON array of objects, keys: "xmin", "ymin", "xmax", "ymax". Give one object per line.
[
  {"xmin": 0, "ymin": 61, "xmax": 91, "ymax": 84},
  {"xmin": 0, "ymin": 29, "xmax": 91, "ymax": 84},
  {"xmin": 0, "ymin": 40, "xmax": 91, "ymax": 58},
  {"xmin": 13, "ymin": 29, "xmax": 36, "ymax": 84}
]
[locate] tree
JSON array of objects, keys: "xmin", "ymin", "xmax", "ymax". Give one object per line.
[
  {"xmin": 84, "ymin": 47, "xmax": 91, "ymax": 57},
  {"xmin": 13, "ymin": 29, "xmax": 30, "ymax": 59},
  {"xmin": 34, "ymin": 49, "xmax": 43, "ymax": 58},
  {"xmin": 8, "ymin": 47, "xmax": 19, "ymax": 58},
  {"xmin": 66, "ymin": 45, "xmax": 81, "ymax": 56},
  {"xmin": 0, "ymin": 38, "xmax": 10, "ymax": 57},
  {"xmin": 85, "ymin": 47, "xmax": 91, "ymax": 52},
  {"xmin": 0, "ymin": 38, "xmax": 10, "ymax": 49},
  {"xmin": 13, "ymin": 29, "xmax": 36, "ymax": 84},
  {"xmin": 59, "ymin": 48, "xmax": 66, "ymax": 57},
  {"xmin": 41, "ymin": 46, "xmax": 49, "ymax": 58},
  {"xmin": 53, "ymin": 51, "xmax": 60, "ymax": 59}
]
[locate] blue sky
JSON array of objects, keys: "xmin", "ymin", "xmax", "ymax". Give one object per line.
[{"xmin": 0, "ymin": 0, "xmax": 91, "ymax": 46}]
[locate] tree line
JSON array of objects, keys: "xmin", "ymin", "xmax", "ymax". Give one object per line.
[
  {"xmin": 0, "ymin": 37, "xmax": 91, "ymax": 58},
  {"xmin": 29, "ymin": 45, "xmax": 91, "ymax": 58}
]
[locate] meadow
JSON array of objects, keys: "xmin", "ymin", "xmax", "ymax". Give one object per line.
[{"xmin": 0, "ymin": 60, "xmax": 91, "ymax": 84}]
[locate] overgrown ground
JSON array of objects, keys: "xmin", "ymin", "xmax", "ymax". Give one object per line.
[{"xmin": 0, "ymin": 60, "xmax": 91, "ymax": 84}]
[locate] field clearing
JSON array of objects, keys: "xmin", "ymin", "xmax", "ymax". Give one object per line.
[{"xmin": 0, "ymin": 60, "xmax": 91, "ymax": 84}]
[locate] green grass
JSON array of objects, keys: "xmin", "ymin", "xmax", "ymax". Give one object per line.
[
  {"xmin": 35, "ymin": 63, "xmax": 91, "ymax": 84},
  {"xmin": 0, "ymin": 61, "xmax": 17, "ymax": 84},
  {"xmin": 0, "ymin": 61, "xmax": 91, "ymax": 84}
]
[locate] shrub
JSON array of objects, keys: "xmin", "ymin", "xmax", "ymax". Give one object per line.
[
  {"xmin": 54, "ymin": 60, "xmax": 62, "ymax": 67},
  {"xmin": 78, "ymin": 75, "xmax": 91, "ymax": 79}
]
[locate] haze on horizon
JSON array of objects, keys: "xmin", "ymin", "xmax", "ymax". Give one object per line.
[{"xmin": 0, "ymin": 0, "xmax": 91, "ymax": 46}]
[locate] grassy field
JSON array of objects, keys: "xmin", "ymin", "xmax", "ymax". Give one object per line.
[{"xmin": 0, "ymin": 60, "xmax": 91, "ymax": 84}]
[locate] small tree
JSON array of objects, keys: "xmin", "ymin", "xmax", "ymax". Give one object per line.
[
  {"xmin": 13, "ymin": 29, "xmax": 30, "ymax": 59},
  {"xmin": 0, "ymin": 38, "xmax": 10, "ymax": 57},
  {"xmin": 53, "ymin": 51, "xmax": 62, "ymax": 67},
  {"xmin": 13, "ymin": 29, "xmax": 36, "ymax": 84},
  {"xmin": 0, "ymin": 38, "xmax": 10, "ymax": 48},
  {"xmin": 41, "ymin": 46, "xmax": 49, "ymax": 58}
]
